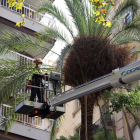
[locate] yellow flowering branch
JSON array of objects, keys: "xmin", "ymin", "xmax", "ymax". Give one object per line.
[
  {"xmin": 8, "ymin": 0, "xmax": 115, "ymax": 28},
  {"xmin": 91, "ymin": 0, "xmax": 115, "ymax": 27},
  {"xmin": 15, "ymin": 14, "xmax": 26, "ymax": 27},
  {"xmin": 7, "ymin": 0, "xmax": 25, "ymax": 27},
  {"xmin": 7, "ymin": 0, "xmax": 24, "ymax": 10}
]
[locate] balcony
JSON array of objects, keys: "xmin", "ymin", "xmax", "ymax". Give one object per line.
[
  {"xmin": 0, "ymin": 0, "xmax": 56, "ymax": 32},
  {"xmin": 0, "ymin": 50, "xmax": 35, "ymax": 64},
  {"xmin": 0, "ymin": 104, "xmax": 53, "ymax": 139},
  {"xmin": 0, "ymin": 0, "xmax": 56, "ymax": 59}
]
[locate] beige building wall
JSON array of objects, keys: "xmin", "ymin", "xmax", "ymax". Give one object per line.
[
  {"xmin": 56, "ymin": 100, "xmax": 81, "ymax": 138},
  {"xmin": 56, "ymin": 86, "xmax": 82, "ymax": 138}
]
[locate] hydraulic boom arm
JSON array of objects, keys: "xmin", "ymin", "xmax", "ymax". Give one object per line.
[{"xmin": 48, "ymin": 61, "xmax": 140, "ymax": 106}]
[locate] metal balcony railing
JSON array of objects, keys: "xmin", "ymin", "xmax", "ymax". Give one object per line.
[
  {"xmin": 92, "ymin": 114, "xmax": 115, "ymax": 133},
  {"xmin": 0, "ymin": 0, "xmax": 56, "ymax": 28},
  {"xmin": 0, "ymin": 104, "xmax": 53, "ymax": 132},
  {"xmin": 1, "ymin": 51, "xmax": 34, "ymax": 64},
  {"xmin": 11, "ymin": 51, "xmax": 34, "ymax": 64}
]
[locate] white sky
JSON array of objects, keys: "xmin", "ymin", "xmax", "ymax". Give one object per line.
[{"xmin": 43, "ymin": 0, "xmax": 68, "ymax": 64}]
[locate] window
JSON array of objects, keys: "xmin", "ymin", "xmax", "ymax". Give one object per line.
[
  {"xmin": 73, "ymin": 100, "xmax": 81, "ymax": 117},
  {"xmin": 76, "ymin": 126, "xmax": 81, "ymax": 135},
  {"xmin": 125, "ymin": 14, "xmax": 131, "ymax": 24},
  {"xmin": 75, "ymin": 99, "xmax": 81, "ymax": 110},
  {"xmin": 125, "ymin": 12, "xmax": 134, "ymax": 25}
]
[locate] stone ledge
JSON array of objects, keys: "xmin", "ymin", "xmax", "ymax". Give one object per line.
[{"xmin": 72, "ymin": 106, "xmax": 81, "ymax": 118}]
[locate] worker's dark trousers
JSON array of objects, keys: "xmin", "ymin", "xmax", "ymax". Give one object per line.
[{"xmin": 30, "ymin": 87, "xmax": 43, "ymax": 102}]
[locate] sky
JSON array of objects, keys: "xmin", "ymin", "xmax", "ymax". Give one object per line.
[
  {"xmin": 43, "ymin": 0, "xmax": 90, "ymax": 65},
  {"xmin": 43, "ymin": 0, "xmax": 68, "ymax": 64}
]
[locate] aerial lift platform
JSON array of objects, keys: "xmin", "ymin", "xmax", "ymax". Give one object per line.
[
  {"xmin": 15, "ymin": 61, "xmax": 140, "ymax": 119},
  {"xmin": 15, "ymin": 72, "xmax": 65, "ymax": 119}
]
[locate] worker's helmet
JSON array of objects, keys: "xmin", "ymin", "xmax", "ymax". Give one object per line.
[
  {"xmin": 34, "ymin": 58, "xmax": 43, "ymax": 68},
  {"xmin": 33, "ymin": 58, "xmax": 43, "ymax": 64}
]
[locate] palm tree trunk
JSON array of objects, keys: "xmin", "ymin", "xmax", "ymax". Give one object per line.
[
  {"xmin": 85, "ymin": 96, "xmax": 88, "ymax": 140},
  {"xmin": 123, "ymin": 108, "xmax": 134, "ymax": 140},
  {"xmin": 80, "ymin": 95, "xmax": 95, "ymax": 140},
  {"xmin": 103, "ymin": 100, "xmax": 117, "ymax": 140},
  {"xmin": 80, "ymin": 97, "xmax": 86, "ymax": 140}
]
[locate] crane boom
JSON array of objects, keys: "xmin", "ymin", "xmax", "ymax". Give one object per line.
[
  {"xmin": 15, "ymin": 61, "xmax": 140, "ymax": 120},
  {"xmin": 48, "ymin": 61, "xmax": 140, "ymax": 106}
]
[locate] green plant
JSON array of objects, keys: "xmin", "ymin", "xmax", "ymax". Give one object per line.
[
  {"xmin": 56, "ymin": 133, "xmax": 80, "ymax": 140},
  {"xmin": 102, "ymin": 85, "xmax": 140, "ymax": 140},
  {"xmin": 56, "ymin": 136, "xmax": 68, "ymax": 140},
  {"xmin": 93, "ymin": 127, "xmax": 125, "ymax": 140},
  {"xmin": 102, "ymin": 86, "xmax": 140, "ymax": 114},
  {"xmin": 56, "ymin": 131, "xmax": 124, "ymax": 140}
]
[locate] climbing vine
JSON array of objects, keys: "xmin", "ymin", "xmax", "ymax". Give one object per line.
[{"xmin": 7, "ymin": 0, "xmax": 25, "ymax": 27}]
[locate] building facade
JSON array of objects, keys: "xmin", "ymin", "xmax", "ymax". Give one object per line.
[{"xmin": 0, "ymin": 0, "xmax": 56, "ymax": 139}]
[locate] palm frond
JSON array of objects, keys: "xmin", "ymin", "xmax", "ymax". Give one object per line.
[
  {"xmin": 112, "ymin": 33, "xmax": 139, "ymax": 45},
  {"xmin": 0, "ymin": 115, "xmax": 14, "ymax": 133},
  {"xmin": 38, "ymin": 26, "xmax": 71, "ymax": 45},
  {"xmin": 102, "ymin": 21, "xmax": 119, "ymax": 37},
  {"xmin": 0, "ymin": 29, "xmax": 59, "ymax": 57},
  {"xmin": 0, "ymin": 94, "xmax": 26, "ymax": 132},
  {"xmin": 50, "ymin": 115, "xmax": 65, "ymax": 140},
  {"xmin": 37, "ymin": 1, "xmax": 75, "ymax": 39},
  {"xmin": 105, "ymin": 3, "xmax": 112, "ymax": 20},
  {"xmin": 67, "ymin": 0, "xmax": 90, "ymax": 35},
  {"xmin": 0, "ymin": 72, "xmax": 30, "ymax": 104},
  {"xmin": 50, "ymin": 119, "xmax": 57, "ymax": 140},
  {"xmin": 99, "ymin": 104, "xmax": 112, "ymax": 140},
  {"xmin": 55, "ymin": 45, "xmax": 72, "ymax": 73},
  {"xmin": 113, "ymin": 0, "xmax": 140, "ymax": 20},
  {"xmin": 126, "ymin": 107, "xmax": 140, "ymax": 129},
  {"xmin": 0, "ymin": 59, "xmax": 32, "ymax": 104},
  {"xmin": 64, "ymin": 0, "xmax": 90, "ymax": 36},
  {"xmin": 111, "ymin": 14, "xmax": 140, "ymax": 44}
]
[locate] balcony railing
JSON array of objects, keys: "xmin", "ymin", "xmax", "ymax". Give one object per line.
[
  {"xmin": 0, "ymin": 104, "xmax": 53, "ymax": 132},
  {"xmin": 0, "ymin": 0, "xmax": 56, "ymax": 28},
  {"xmin": 92, "ymin": 114, "xmax": 115, "ymax": 133},
  {"xmin": 1, "ymin": 51, "xmax": 34, "ymax": 64}
]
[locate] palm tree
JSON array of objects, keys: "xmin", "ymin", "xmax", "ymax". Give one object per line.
[{"xmin": 36, "ymin": 0, "xmax": 140, "ymax": 139}]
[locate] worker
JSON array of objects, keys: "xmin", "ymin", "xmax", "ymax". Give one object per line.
[
  {"xmin": 27, "ymin": 58, "xmax": 48, "ymax": 103},
  {"xmin": 33, "ymin": 58, "xmax": 43, "ymax": 69}
]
